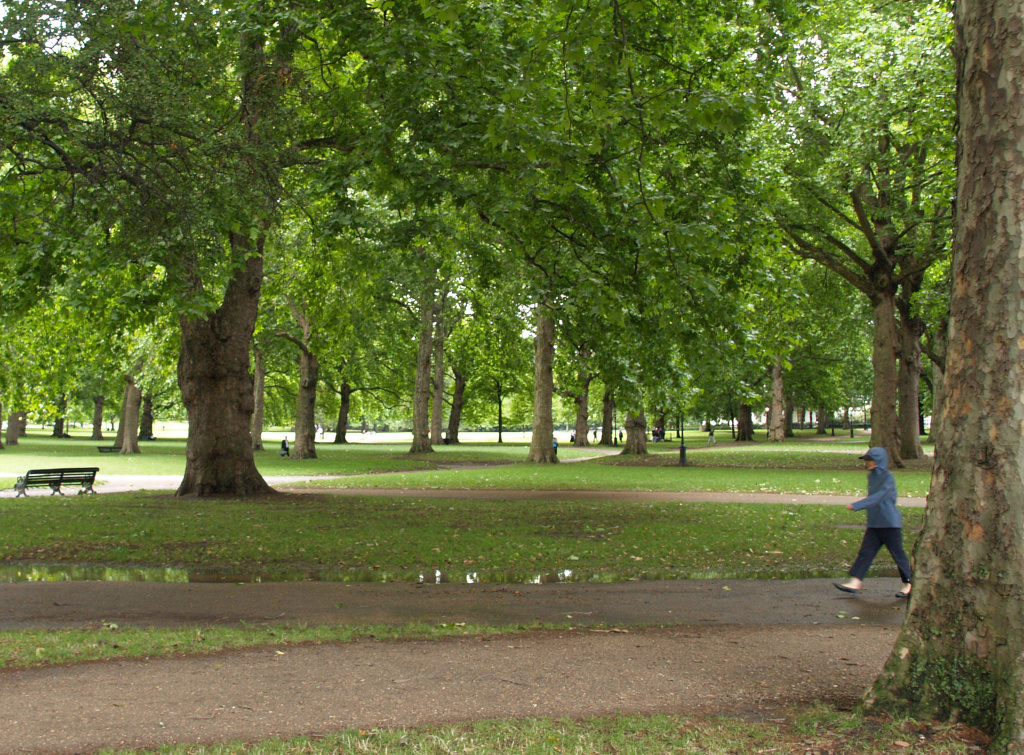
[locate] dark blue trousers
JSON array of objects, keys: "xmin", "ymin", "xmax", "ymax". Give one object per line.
[{"xmin": 850, "ymin": 527, "xmax": 912, "ymax": 583}]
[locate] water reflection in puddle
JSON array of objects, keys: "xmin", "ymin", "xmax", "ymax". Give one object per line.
[{"xmin": 0, "ymin": 563, "xmax": 875, "ymax": 584}]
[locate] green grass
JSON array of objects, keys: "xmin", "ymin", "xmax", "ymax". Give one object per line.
[
  {"xmin": 0, "ymin": 434, "xmax": 595, "ymax": 481},
  {"xmin": 301, "ymin": 461, "xmax": 933, "ymax": 497},
  {"xmin": 90, "ymin": 709, "xmax": 986, "ymax": 754},
  {"xmin": 0, "ymin": 492, "xmax": 924, "ymax": 581},
  {"xmin": 0, "ymin": 620, "xmax": 539, "ymax": 669}
]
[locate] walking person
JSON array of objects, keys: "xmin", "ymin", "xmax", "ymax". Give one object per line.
[{"xmin": 834, "ymin": 447, "xmax": 912, "ymax": 598}]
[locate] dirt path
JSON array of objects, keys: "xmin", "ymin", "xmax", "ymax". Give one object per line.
[{"xmin": 0, "ymin": 578, "xmax": 909, "ymax": 755}]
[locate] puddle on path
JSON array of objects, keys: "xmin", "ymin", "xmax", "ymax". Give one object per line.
[{"xmin": 0, "ymin": 563, "xmax": 887, "ymax": 584}]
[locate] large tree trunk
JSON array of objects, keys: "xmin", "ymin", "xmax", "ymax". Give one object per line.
[
  {"xmin": 119, "ymin": 378, "xmax": 142, "ymax": 455},
  {"xmin": 925, "ymin": 323, "xmax": 947, "ymax": 446},
  {"xmin": 897, "ymin": 314, "xmax": 926, "ymax": 460},
  {"xmin": 817, "ymin": 403, "xmax": 828, "ymax": 435},
  {"xmin": 410, "ymin": 291, "xmax": 436, "ymax": 454},
  {"xmin": 51, "ymin": 394, "xmax": 66, "ymax": 438},
  {"xmin": 251, "ymin": 346, "xmax": 265, "ymax": 451},
  {"xmin": 177, "ymin": 253, "xmax": 273, "ymax": 496},
  {"xmin": 866, "ymin": 6, "xmax": 1024, "ymax": 748},
  {"xmin": 572, "ymin": 388, "xmax": 590, "ymax": 447},
  {"xmin": 91, "ymin": 396, "xmax": 105, "ymax": 441},
  {"xmin": 768, "ymin": 356, "xmax": 786, "ymax": 442},
  {"xmin": 526, "ymin": 311, "xmax": 557, "ymax": 463},
  {"xmin": 447, "ymin": 368, "xmax": 466, "ymax": 444},
  {"xmin": 139, "ymin": 393, "xmax": 154, "ymax": 439},
  {"xmin": 783, "ymin": 396, "xmax": 795, "ymax": 438},
  {"xmin": 430, "ymin": 305, "xmax": 446, "ymax": 446},
  {"xmin": 6, "ymin": 412, "xmax": 21, "ymax": 446},
  {"xmin": 114, "ymin": 383, "xmax": 129, "ymax": 449},
  {"xmin": 292, "ymin": 347, "xmax": 319, "ymax": 459},
  {"xmin": 621, "ymin": 410, "xmax": 648, "ymax": 455},
  {"xmin": 600, "ymin": 389, "xmax": 615, "ymax": 445},
  {"xmin": 333, "ymin": 382, "xmax": 353, "ymax": 444},
  {"xmin": 495, "ymin": 380, "xmax": 505, "ymax": 443},
  {"xmin": 737, "ymin": 402, "xmax": 754, "ymax": 441},
  {"xmin": 869, "ymin": 292, "xmax": 902, "ymax": 466}
]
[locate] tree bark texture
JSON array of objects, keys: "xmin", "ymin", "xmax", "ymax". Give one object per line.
[
  {"xmin": 817, "ymin": 404, "xmax": 828, "ymax": 435},
  {"xmin": 867, "ymin": 5, "xmax": 1024, "ymax": 748},
  {"xmin": 768, "ymin": 356, "xmax": 786, "ymax": 442},
  {"xmin": 784, "ymin": 396, "xmax": 795, "ymax": 438},
  {"xmin": 898, "ymin": 314, "xmax": 926, "ymax": 460},
  {"xmin": 139, "ymin": 393, "xmax": 154, "ymax": 439},
  {"xmin": 119, "ymin": 378, "xmax": 142, "ymax": 455},
  {"xmin": 114, "ymin": 383, "xmax": 129, "ymax": 450},
  {"xmin": 5, "ymin": 413, "xmax": 20, "ymax": 446},
  {"xmin": 292, "ymin": 346, "xmax": 319, "ymax": 459},
  {"xmin": 334, "ymin": 383, "xmax": 353, "ymax": 444},
  {"xmin": 495, "ymin": 381, "xmax": 505, "ymax": 443},
  {"xmin": 177, "ymin": 253, "xmax": 273, "ymax": 496},
  {"xmin": 91, "ymin": 396, "xmax": 105, "ymax": 441},
  {"xmin": 285, "ymin": 303, "xmax": 319, "ymax": 460},
  {"xmin": 869, "ymin": 292, "xmax": 902, "ymax": 466},
  {"xmin": 600, "ymin": 389, "xmax": 615, "ymax": 445},
  {"xmin": 447, "ymin": 368, "xmax": 466, "ymax": 444},
  {"xmin": 251, "ymin": 346, "xmax": 265, "ymax": 451},
  {"xmin": 526, "ymin": 311, "xmax": 557, "ymax": 463},
  {"xmin": 737, "ymin": 403, "xmax": 754, "ymax": 442},
  {"xmin": 410, "ymin": 291, "xmax": 436, "ymax": 454},
  {"xmin": 621, "ymin": 410, "xmax": 648, "ymax": 455},
  {"xmin": 430, "ymin": 305, "xmax": 446, "ymax": 446}
]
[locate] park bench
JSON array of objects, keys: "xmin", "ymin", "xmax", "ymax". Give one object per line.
[{"xmin": 14, "ymin": 468, "xmax": 99, "ymax": 497}]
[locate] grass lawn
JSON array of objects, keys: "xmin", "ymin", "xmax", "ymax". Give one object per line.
[
  {"xmin": 0, "ymin": 486, "xmax": 924, "ymax": 582},
  {"xmin": 0, "ymin": 431, "xmax": 959, "ymax": 754}
]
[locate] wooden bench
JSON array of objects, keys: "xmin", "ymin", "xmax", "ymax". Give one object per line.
[{"xmin": 14, "ymin": 468, "xmax": 100, "ymax": 497}]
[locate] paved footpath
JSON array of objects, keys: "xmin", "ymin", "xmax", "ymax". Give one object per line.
[{"xmin": 0, "ymin": 578, "xmax": 910, "ymax": 755}]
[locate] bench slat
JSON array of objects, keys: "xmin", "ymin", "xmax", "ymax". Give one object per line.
[{"xmin": 14, "ymin": 468, "xmax": 99, "ymax": 497}]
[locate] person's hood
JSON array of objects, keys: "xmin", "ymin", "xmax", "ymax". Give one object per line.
[{"xmin": 859, "ymin": 447, "xmax": 889, "ymax": 470}]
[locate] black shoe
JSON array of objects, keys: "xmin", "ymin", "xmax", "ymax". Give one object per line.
[
  {"xmin": 833, "ymin": 582, "xmax": 861, "ymax": 595},
  {"xmin": 895, "ymin": 591, "xmax": 910, "ymax": 599}
]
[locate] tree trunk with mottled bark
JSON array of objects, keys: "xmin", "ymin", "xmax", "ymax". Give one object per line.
[
  {"xmin": 6, "ymin": 413, "xmax": 21, "ymax": 446},
  {"xmin": 600, "ymin": 389, "xmax": 615, "ymax": 445},
  {"xmin": 410, "ymin": 291, "xmax": 436, "ymax": 454},
  {"xmin": 177, "ymin": 253, "xmax": 273, "ymax": 496},
  {"xmin": 898, "ymin": 313, "xmax": 926, "ymax": 460},
  {"xmin": 621, "ymin": 410, "xmax": 648, "ymax": 455},
  {"xmin": 251, "ymin": 346, "xmax": 265, "ymax": 451},
  {"xmin": 447, "ymin": 368, "xmax": 466, "ymax": 444},
  {"xmin": 869, "ymin": 292, "xmax": 902, "ymax": 466},
  {"xmin": 866, "ymin": 7, "xmax": 1024, "ymax": 748},
  {"xmin": 737, "ymin": 403, "xmax": 754, "ymax": 441},
  {"xmin": 292, "ymin": 346, "xmax": 319, "ymax": 459},
  {"xmin": 768, "ymin": 356, "xmax": 786, "ymax": 442},
  {"xmin": 333, "ymin": 383, "xmax": 353, "ymax": 444},
  {"xmin": 139, "ymin": 393, "xmax": 154, "ymax": 439},
  {"xmin": 119, "ymin": 378, "xmax": 142, "ymax": 455},
  {"xmin": 430, "ymin": 305, "xmax": 446, "ymax": 446},
  {"xmin": 91, "ymin": 396, "xmax": 105, "ymax": 441},
  {"xmin": 526, "ymin": 311, "xmax": 557, "ymax": 463}
]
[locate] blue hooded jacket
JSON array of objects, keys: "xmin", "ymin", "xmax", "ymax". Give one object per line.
[{"xmin": 852, "ymin": 447, "xmax": 901, "ymax": 528}]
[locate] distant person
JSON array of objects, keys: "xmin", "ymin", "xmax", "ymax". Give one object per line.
[
  {"xmin": 553, "ymin": 437, "xmax": 558, "ymax": 456},
  {"xmin": 834, "ymin": 447, "xmax": 912, "ymax": 598},
  {"xmin": 280, "ymin": 438, "xmax": 290, "ymax": 457},
  {"xmin": 708, "ymin": 426, "xmax": 716, "ymax": 445}
]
